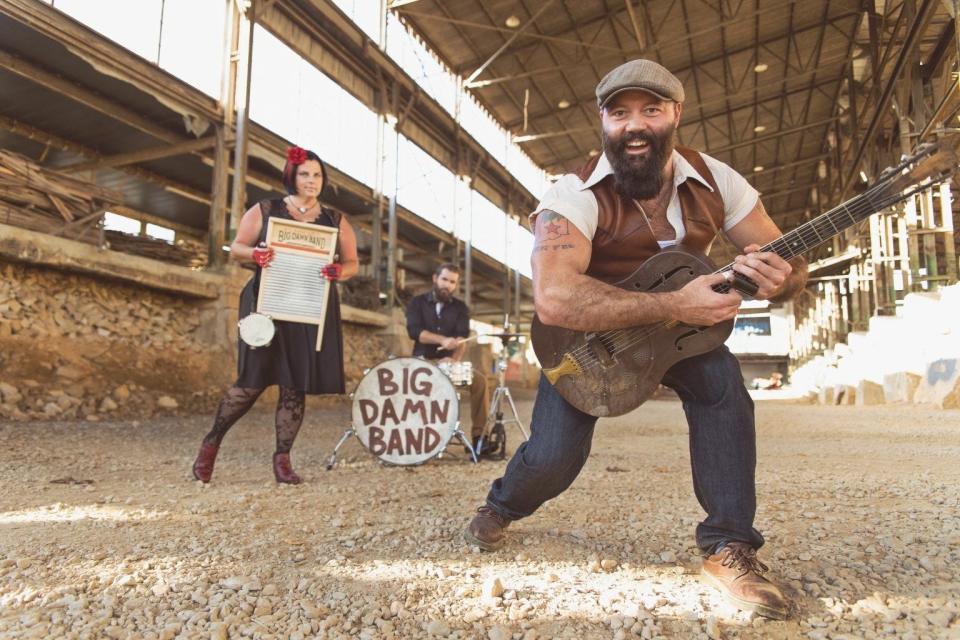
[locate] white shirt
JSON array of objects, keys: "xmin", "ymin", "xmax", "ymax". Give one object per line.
[{"xmin": 532, "ymin": 150, "xmax": 759, "ymax": 246}]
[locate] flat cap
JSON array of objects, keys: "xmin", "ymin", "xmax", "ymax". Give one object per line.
[{"xmin": 596, "ymin": 59, "xmax": 685, "ymax": 107}]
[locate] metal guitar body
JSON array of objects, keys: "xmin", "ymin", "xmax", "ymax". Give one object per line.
[{"xmin": 531, "ymin": 248, "xmax": 734, "ymax": 417}]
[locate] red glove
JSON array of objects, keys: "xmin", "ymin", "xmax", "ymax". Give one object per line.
[
  {"xmin": 252, "ymin": 245, "xmax": 274, "ymax": 268},
  {"xmin": 321, "ymin": 263, "xmax": 343, "ymax": 281}
]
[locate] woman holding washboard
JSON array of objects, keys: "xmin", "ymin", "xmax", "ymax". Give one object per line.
[{"xmin": 191, "ymin": 146, "xmax": 358, "ymax": 484}]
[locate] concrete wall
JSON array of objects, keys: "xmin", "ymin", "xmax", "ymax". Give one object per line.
[{"xmin": 789, "ymin": 283, "xmax": 960, "ymax": 409}]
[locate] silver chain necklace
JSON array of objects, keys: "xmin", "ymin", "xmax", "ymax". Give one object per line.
[{"xmin": 287, "ymin": 196, "xmax": 316, "ymax": 216}]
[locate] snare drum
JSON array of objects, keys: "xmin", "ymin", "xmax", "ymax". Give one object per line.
[
  {"xmin": 437, "ymin": 361, "xmax": 473, "ymax": 387},
  {"xmin": 238, "ymin": 313, "xmax": 275, "ymax": 348},
  {"xmin": 351, "ymin": 357, "xmax": 459, "ymax": 465}
]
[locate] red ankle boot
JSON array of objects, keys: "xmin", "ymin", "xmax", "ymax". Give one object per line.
[
  {"xmin": 192, "ymin": 442, "xmax": 219, "ymax": 483},
  {"xmin": 273, "ymin": 452, "xmax": 302, "ymax": 484}
]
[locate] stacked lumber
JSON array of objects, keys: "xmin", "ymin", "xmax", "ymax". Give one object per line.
[{"xmin": 0, "ymin": 149, "xmax": 205, "ymax": 267}]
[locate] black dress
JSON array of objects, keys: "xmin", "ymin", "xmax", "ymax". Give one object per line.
[{"xmin": 235, "ymin": 199, "xmax": 346, "ymax": 394}]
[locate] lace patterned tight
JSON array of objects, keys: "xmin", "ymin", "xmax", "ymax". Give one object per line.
[{"xmin": 202, "ymin": 385, "xmax": 306, "ymax": 453}]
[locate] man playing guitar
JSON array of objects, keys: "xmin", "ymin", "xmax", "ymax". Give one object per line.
[{"xmin": 464, "ymin": 59, "xmax": 808, "ymax": 620}]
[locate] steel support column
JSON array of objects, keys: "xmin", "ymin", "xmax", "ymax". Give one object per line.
[
  {"xmin": 229, "ymin": 0, "xmax": 255, "ymax": 236},
  {"xmin": 208, "ymin": 124, "xmax": 230, "ymax": 266}
]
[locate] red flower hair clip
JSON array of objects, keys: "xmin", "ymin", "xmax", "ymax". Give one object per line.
[{"xmin": 286, "ymin": 146, "xmax": 308, "ymax": 165}]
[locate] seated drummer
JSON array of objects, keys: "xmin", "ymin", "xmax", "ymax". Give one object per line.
[{"xmin": 405, "ymin": 262, "xmax": 490, "ymax": 452}]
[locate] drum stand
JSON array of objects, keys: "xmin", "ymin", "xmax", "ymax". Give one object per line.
[
  {"xmin": 476, "ymin": 336, "xmax": 529, "ymax": 457},
  {"xmin": 325, "ymin": 427, "xmax": 357, "ymax": 470},
  {"xmin": 325, "ymin": 422, "xmax": 477, "ymax": 470}
]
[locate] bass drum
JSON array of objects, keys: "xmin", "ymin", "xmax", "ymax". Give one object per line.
[{"xmin": 351, "ymin": 357, "xmax": 459, "ymax": 465}]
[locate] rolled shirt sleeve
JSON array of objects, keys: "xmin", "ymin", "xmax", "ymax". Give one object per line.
[
  {"xmin": 529, "ymin": 174, "xmax": 600, "ymax": 242},
  {"xmin": 699, "ymin": 153, "xmax": 760, "ymax": 232}
]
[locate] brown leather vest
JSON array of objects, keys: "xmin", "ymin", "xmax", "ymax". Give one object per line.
[{"xmin": 573, "ymin": 146, "xmax": 725, "ymax": 282}]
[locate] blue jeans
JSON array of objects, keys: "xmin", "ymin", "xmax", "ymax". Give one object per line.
[{"xmin": 486, "ymin": 346, "xmax": 764, "ymax": 554}]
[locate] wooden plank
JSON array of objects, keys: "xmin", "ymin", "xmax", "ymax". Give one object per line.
[
  {"xmin": 60, "ymin": 137, "xmax": 217, "ymax": 173},
  {"xmin": 340, "ymin": 304, "xmax": 390, "ymax": 327},
  {"xmin": 47, "ymin": 193, "xmax": 74, "ymax": 222}
]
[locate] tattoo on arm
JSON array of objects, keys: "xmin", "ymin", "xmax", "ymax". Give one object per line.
[
  {"xmin": 533, "ymin": 243, "xmax": 574, "ymax": 252},
  {"xmin": 534, "ymin": 210, "xmax": 576, "ymax": 252},
  {"xmin": 538, "ymin": 210, "xmax": 570, "ymax": 240}
]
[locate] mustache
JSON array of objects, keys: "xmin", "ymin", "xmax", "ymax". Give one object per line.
[
  {"xmin": 610, "ymin": 131, "xmax": 659, "ymax": 156},
  {"xmin": 603, "ymin": 126, "xmax": 674, "ymax": 200}
]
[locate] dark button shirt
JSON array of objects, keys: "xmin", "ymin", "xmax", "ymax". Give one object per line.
[{"xmin": 406, "ymin": 291, "xmax": 470, "ymax": 359}]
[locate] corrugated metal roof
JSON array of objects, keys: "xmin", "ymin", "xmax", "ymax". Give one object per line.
[{"xmin": 397, "ymin": 0, "xmax": 957, "ymax": 243}]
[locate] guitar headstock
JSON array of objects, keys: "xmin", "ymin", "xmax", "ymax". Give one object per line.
[{"xmin": 884, "ymin": 134, "xmax": 959, "ymax": 194}]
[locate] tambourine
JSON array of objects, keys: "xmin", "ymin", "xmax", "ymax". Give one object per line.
[{"xmin": 238, "ymin": 313, "xmax": 275, "ymax": 348}]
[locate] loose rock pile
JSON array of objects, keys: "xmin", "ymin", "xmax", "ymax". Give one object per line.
[
  {"xmin": 0, "ymin": 261, "xmax": 393, "ymax": 422},
  {"xmin": 0, "ymin": 261, "xmax": 231, "ymax": 421},
  {"xmin": 0, "ymin": 397, "xmax": 957, "ymax": 638}
]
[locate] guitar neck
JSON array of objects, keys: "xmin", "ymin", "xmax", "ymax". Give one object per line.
[{"xmin": 719, "ymin": 176, "xmax": 923, "ymax": 273}]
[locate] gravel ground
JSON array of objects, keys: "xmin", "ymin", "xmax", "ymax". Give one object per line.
[{"xmin": 1, "ymin": 389, "xmax": 958, "ymax": 639}]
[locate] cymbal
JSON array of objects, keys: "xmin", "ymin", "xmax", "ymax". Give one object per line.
[{"xmin": 486, "ymin": 332, "xmax": 526, "ymax": 339}]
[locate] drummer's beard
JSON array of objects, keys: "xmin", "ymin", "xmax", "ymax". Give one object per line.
[{"xmin": 433, "ymin": 286, "xmax": 453, "ymax": 303}]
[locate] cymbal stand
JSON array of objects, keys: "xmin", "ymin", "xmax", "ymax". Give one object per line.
[{"xmin": 476, "ymin": 335, "xmax": 528, "ymax": 456}]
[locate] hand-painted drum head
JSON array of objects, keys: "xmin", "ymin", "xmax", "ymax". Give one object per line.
[
  {"xmin": 238, "ymin": 313, "xmax": 275, "ymax": 348},
  {"xmin": 352, "ymin": 357, "xmax": 459, "ymax": 465}
]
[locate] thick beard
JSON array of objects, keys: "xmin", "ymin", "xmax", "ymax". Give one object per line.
[
  {"xmin": 433, "ymin": 286, "xmax": 452, "ymax": 303},
  {"xmin": 603, "ymin": 125, "xmax": 675, "ymax": 200}
]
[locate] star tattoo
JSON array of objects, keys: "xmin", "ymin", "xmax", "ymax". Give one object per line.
[{"xmin": 540, "ymin": 211, "xmax": 570, "ymax": 241}]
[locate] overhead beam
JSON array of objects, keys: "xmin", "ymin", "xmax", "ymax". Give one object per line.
[
  {"xmin": 759, "ymin": 183, "xmax": 819, "ymax": 201},
  {"xmin": 0, "ymin": 50, "xmax": 187, "ymax": 146},
  {"xmin": 61, "ymin": 137, "xmax": 218, "ymax": 173},
  {"xmin": 401, "ymin": 8, "xmax": 627, "ymax": 61},
  {"xmin": 257, "ymin": 0, "xmax": 539, "ymax": 221},
  {"xmin": 921, "ymin": 18, "xmax": 956, "ymax": 80},
  {"xmin": 464, "ymin": 0, "xmax": 557, "ymax": 85},
  {"xmin": 502, "ymin": 14, "xmax": 859, "ymax": 128},
  {"xmin": 0, "ymin": 0, "xmax": 219, "ymax": 120},
  {"xmin": 532, "ymin": 116, "xmax": 837, "ymax": 166},
  {"xmin": 842, "ymin": 0, "xmax": 938, "ymax": 196},
  {"xmin": 746, "ymin": 153, "xmax": 830, "ymax": 178},
  {"xmin": 454, "ymin": 0, "xmax": 809, "ymax": 75},
  {"xmin": 623, "ymin": 0, "xmax": 646, "ymax": 51},
  {"xmin": 513, "ymin": 126, "xmax": 595, "ymax": 143},
  {"xmin": 705, "ymin": 117, "xmax": 838, "ymax": 155},
  {"xmin": 0, "ymin": 114, "xmax": 211, "ymax": 207}
]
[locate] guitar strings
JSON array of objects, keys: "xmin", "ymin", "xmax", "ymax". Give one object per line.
[
  {"xmin": 563, "ymin": 181, "xmax": 890, "ymax": 364},
  {"xmin": 558, "ymin": 155, "xmax": 940, "ymax": 369},
  {"xmin": 568, "ymin": 151, "xmax": 947, "ymax": 367},
  {"xmin": 561, "ymin": 177, "xmax": 934, "ymax": 371},
  {"xmin": 591, "ymin": 184, "xmax": 929, "ymax": 362}
]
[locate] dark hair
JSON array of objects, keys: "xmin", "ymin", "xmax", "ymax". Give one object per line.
[
  {"xmin": 435, "ymin": 262, "xmax": 460, "ymax": 277},
  {"xmin": 282, "ymin": 149, "xmax": 327, "ymax": 196}
]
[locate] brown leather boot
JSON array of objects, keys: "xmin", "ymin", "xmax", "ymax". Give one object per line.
[
  {"xmin": 463, "ymin": 505, "xmax": 511, "ymax": 551},
  {"xmin": 700, "ymin": 542, "xmax": 789, "ymax": 620},
  {"xmin": 192, "ymin": 442, "xmax": 219, "ymax": 483},
  {"xmin": 272, "ymin": 452, "xmax": 302, "ymax": 484}
]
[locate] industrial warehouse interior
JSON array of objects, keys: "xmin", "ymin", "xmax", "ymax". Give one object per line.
[{"xmin": 0, "ymin": 0, "xmax": 958, "ymax": 638}]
